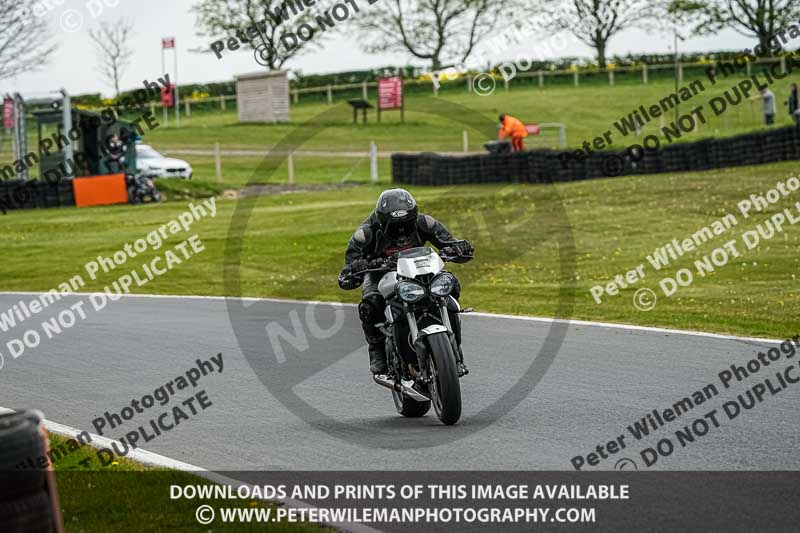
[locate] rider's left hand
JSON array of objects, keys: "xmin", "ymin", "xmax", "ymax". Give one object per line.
[{"xmin": 452, "ymin": 240, "xmax": 474, "ymax": 257}]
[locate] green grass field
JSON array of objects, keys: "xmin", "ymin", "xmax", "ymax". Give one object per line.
[
  {"xmin": 139, "ymin": 75, "xmax": 798, "ymax": 152},
  {"xmin": 1, "ymin": 160, "xmax": 797, "ymax": 339},
  {"xmin": 3, "ymin": 69, "xmax": 796, "ymax": 188},
  {"xmin": 47, "ymin": 434, "xmax": 327, "ymax": 532}
]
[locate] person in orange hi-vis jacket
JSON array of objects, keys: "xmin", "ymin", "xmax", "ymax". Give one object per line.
[{"xmin": 498, "ymin": 114, "xmax": 528, "ymax": 152}]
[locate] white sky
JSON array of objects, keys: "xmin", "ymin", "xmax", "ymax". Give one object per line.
[{"xmin": 2, "ymin": 0, "xmax": 758, "ymax": 98}]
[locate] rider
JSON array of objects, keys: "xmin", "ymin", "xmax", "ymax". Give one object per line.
[{"xmin": 338, "ymin": 188, "xmax": 474, "ymax": 374}]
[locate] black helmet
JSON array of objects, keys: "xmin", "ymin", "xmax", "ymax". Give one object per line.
[{"xmin": 375, "ymin": 188, "xmax": 418, "ymax": 245}]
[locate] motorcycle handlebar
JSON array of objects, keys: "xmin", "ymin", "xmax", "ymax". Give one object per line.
[{"xmin": 345, "ymin": 251, "xmax": 470, "ymax": 279}]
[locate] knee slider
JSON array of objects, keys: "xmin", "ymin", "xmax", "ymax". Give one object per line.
[{"xmin": 359, "ymin": 293, "xmax": 384, "ymax": 323}]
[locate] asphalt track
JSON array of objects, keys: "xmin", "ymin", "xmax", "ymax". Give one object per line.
[{"xmin": 1, "ymin": 292, "xmax": 798, "ymax": 472}]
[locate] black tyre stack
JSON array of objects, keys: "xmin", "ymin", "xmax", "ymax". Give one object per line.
[
  {"xmin": 0, "ymin": 410, "xmax": 63, "ymax": 533},
  {"xmin": 0, "ymin": 179, "xmax": 76, "ymax": 213},
  {"xmin": 391, "ymin": 125, "xmax": 800, "ymax": 186}
]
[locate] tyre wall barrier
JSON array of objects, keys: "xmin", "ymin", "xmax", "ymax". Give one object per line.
[
  {"xmin": 0, "ymin": 179, "xmax": 76, "ymax": 214},
  {"xmin": 0, "ymin": 410, "xmax": 64, "ymax": 533},
  {"xmin": 392, "ymin": 126, "xmax": 800, "ymax": 186}
]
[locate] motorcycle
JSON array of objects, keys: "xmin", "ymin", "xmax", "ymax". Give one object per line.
[
  {"xmin": 347, "ymin": 246, "xmax": 473, "ymax": 425},
  {"xmin": 126, "ymin": 172, "xmax": 161, "ymax": 204}
]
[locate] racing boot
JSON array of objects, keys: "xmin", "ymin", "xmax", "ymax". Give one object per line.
[
  {"xmin": 368, "ymin": 342, "xmax": 388, "ymax": 375},
  {"xmin": 457, "ymin": 345, "xmax": 469, "ymax": 377}
]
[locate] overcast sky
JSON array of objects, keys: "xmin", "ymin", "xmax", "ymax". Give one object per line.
[{"xmin": 3, "ymin": 0, "xmax": 760, "ymax": 98}]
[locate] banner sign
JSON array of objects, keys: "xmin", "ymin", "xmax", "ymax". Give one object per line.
[
  {"xmin": 378, "ymin": 77, "xmax": 403, "ymax": 110},
  {"xmin": 161, "ymin": 85, "xmax": 176, "ymax": 108},
  {"xmin": 3, "ymin": 98, "xmax": 14, "ymax": 130}
]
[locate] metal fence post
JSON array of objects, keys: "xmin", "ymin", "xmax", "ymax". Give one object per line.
[
  {"xmin": 214, "ymin": 142, "xmax": 222, "ymax": 182},
  {"xmin": 609, "ymin": 70, "xmax": 614, "ymax": 86},
  {"xmin": 362, "ymin": 81, "xmax": 368, "ymax": 100},
  {"xmin": 574, "ymin": 70, "xmax": 579, "ymax": 87},
  {"xmin": 327, "ymin": 85, "xmax": 332, "ymax": 104},
  {"xmin": 288, "ymin": 153, "xmax": 295, "ymax": 184},
  {"xmin": 185, "ymin": 100, "xmax": 191, "ymax": 117},
  {"xmin": 538, "ymin": 71, "xmax": 544, "ymax": 87},
  {"xmin": 370, "ymin": 141, "xmax": 378, "ymax": 184},
  {"xmin": 463, "ymin": 130, "xmax": 469, "ymax": 153},
  {"xmin": 643, "ymin": 64, "xmax": 648, "ymax": 84}
]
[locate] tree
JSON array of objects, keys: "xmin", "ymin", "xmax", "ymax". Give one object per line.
[
  {"xmin": 542, "ymin": 0, "xmax": 658, "ymax": 69},
  {"xmin": 192, "ymin": 0, "xmax": 324, "ymax": 70},
  {"xmin": 0, "ymin": 1, "xmax": 55, "ymax": 80},
  {"xmin": 88, "ymin": 19, "xmax": 135, "ymax": 97},
  {"xmin": 356, "ymin": 0, "xmax": 506, "ymax": 72},
  {"xmin": 669, "ymin": 0, "xmax": 800, "ymax": 55}
]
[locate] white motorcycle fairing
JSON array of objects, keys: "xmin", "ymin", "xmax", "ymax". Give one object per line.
[{"xmin": 397, "ymin": 247, "xmax": 445, "ymax": 278}]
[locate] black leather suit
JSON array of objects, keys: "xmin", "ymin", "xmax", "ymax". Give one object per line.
[{"xmin": 338, "ymin": 212, "xmax": 470, "ymax": 354}]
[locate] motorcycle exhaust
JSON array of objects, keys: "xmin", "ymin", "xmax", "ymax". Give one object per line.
[{"xmin": 372, "ymin": 375, "xmax": 430, "ymax": 402}]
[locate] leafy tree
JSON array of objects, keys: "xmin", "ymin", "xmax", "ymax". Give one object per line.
[
  {"xmin": 193, "ymin": 0, "xmax": 327, "ymax": 70},
  {"xmin": 88, "ymin": 19, "xmax": 135, "ymax": 97},
  {"xmin": 0, "ymin": 1, "xmax": 55, "ymax": 80},
  {"xmin": 542, "ymin": 0, "xmax": 659, "ymax": 69},
  {"xmin": 357, "ymin": 0, "xmax": 506, "ymax": 71},
  {"xmin": 669, "ymin": 0, "xmax": 800, "ymax": 55}
]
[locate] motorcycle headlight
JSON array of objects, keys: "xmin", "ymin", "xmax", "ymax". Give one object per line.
[
  {"xmin": 430, "ymin": 273, "xmax": 456, "ymax": 297},
  {"xmin": 397, "ymin": 281, "xmax": 425, "ymax": 303}
]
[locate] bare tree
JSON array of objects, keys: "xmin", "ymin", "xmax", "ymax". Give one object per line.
[
  {"xmin": 0, "ymin": 1, "xmax": 56, "ymax": 80},
  {"xmin": 669, "ymin": 0, "xmax": 800, "ymax": 55},
  {"xmin": 542, "ymin": 0, "xmax": 659, "ymax": 69},
  {"xmin": 356, "ymin": 0, "xmax": 506, "ymax": 72},
  {"xmin": 89, "ymin": 19, "xmax": 135, "ymax": 97},
  {"xmin": 193, "ymin": 0, "xmax": 327, "ymax": 70}
]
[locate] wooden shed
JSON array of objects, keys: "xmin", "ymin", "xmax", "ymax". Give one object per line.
[{"xmin": 235, "ymin": 70, "xmax": 290, "ymax": 123}]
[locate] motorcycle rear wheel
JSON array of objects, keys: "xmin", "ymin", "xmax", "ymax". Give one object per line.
[{"xmin": 427, "ymin": 332, "xmax": 462, "ymax": 425}]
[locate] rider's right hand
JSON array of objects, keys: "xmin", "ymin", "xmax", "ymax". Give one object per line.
[
  {"xmin": 349, "ymin": 258, "xmax": 369, "ymax": 274},
  {"xmin": 367, "ymin": 258, "xmax": 386, "ymax": 269}
]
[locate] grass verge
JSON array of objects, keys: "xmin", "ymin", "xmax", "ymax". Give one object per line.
[
  {"xmin": 0, "ymin": 160, "xmax": 798, "ymax": 338},
  {"xmin": 48, "ymin": 434, "xmax": 329, "ymax": 532}
]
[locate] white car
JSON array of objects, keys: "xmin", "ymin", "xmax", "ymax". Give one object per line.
[{"xmin": 136, "ymin": 144, "xmax": 193, "ymax": 179}]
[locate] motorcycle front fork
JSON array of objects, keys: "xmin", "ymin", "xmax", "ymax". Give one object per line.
[{"xmin": 404, "ymin": 305, "xmax": 468, "ymax": 381}]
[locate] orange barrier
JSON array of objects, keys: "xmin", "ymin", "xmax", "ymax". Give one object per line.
[{"xmin": 72, "ymin": 174, "xmax": 128, "ymax": 207}]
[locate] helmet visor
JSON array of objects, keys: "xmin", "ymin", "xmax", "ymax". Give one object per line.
[{"xmin": 385, "ymin": 218, "xmax": 416, "ymax": 243}]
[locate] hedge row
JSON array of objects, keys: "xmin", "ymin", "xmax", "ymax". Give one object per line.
[{"xmin": 392, "ymin": 126, "xmax": 800, "ymax": 185}]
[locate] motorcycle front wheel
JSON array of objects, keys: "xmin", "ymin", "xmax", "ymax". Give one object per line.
[{"xmin": 426, "ymin": 332, "xmax": 462, "ymax": 425}]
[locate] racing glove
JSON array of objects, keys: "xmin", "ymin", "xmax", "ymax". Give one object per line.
[
  {"xmin": 453, "ymin": 240, "xmax": 474, "ymax": 257},
  {"xmin": 338, "ymin": 258, "xmax": 369, "ymax": 290}
]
